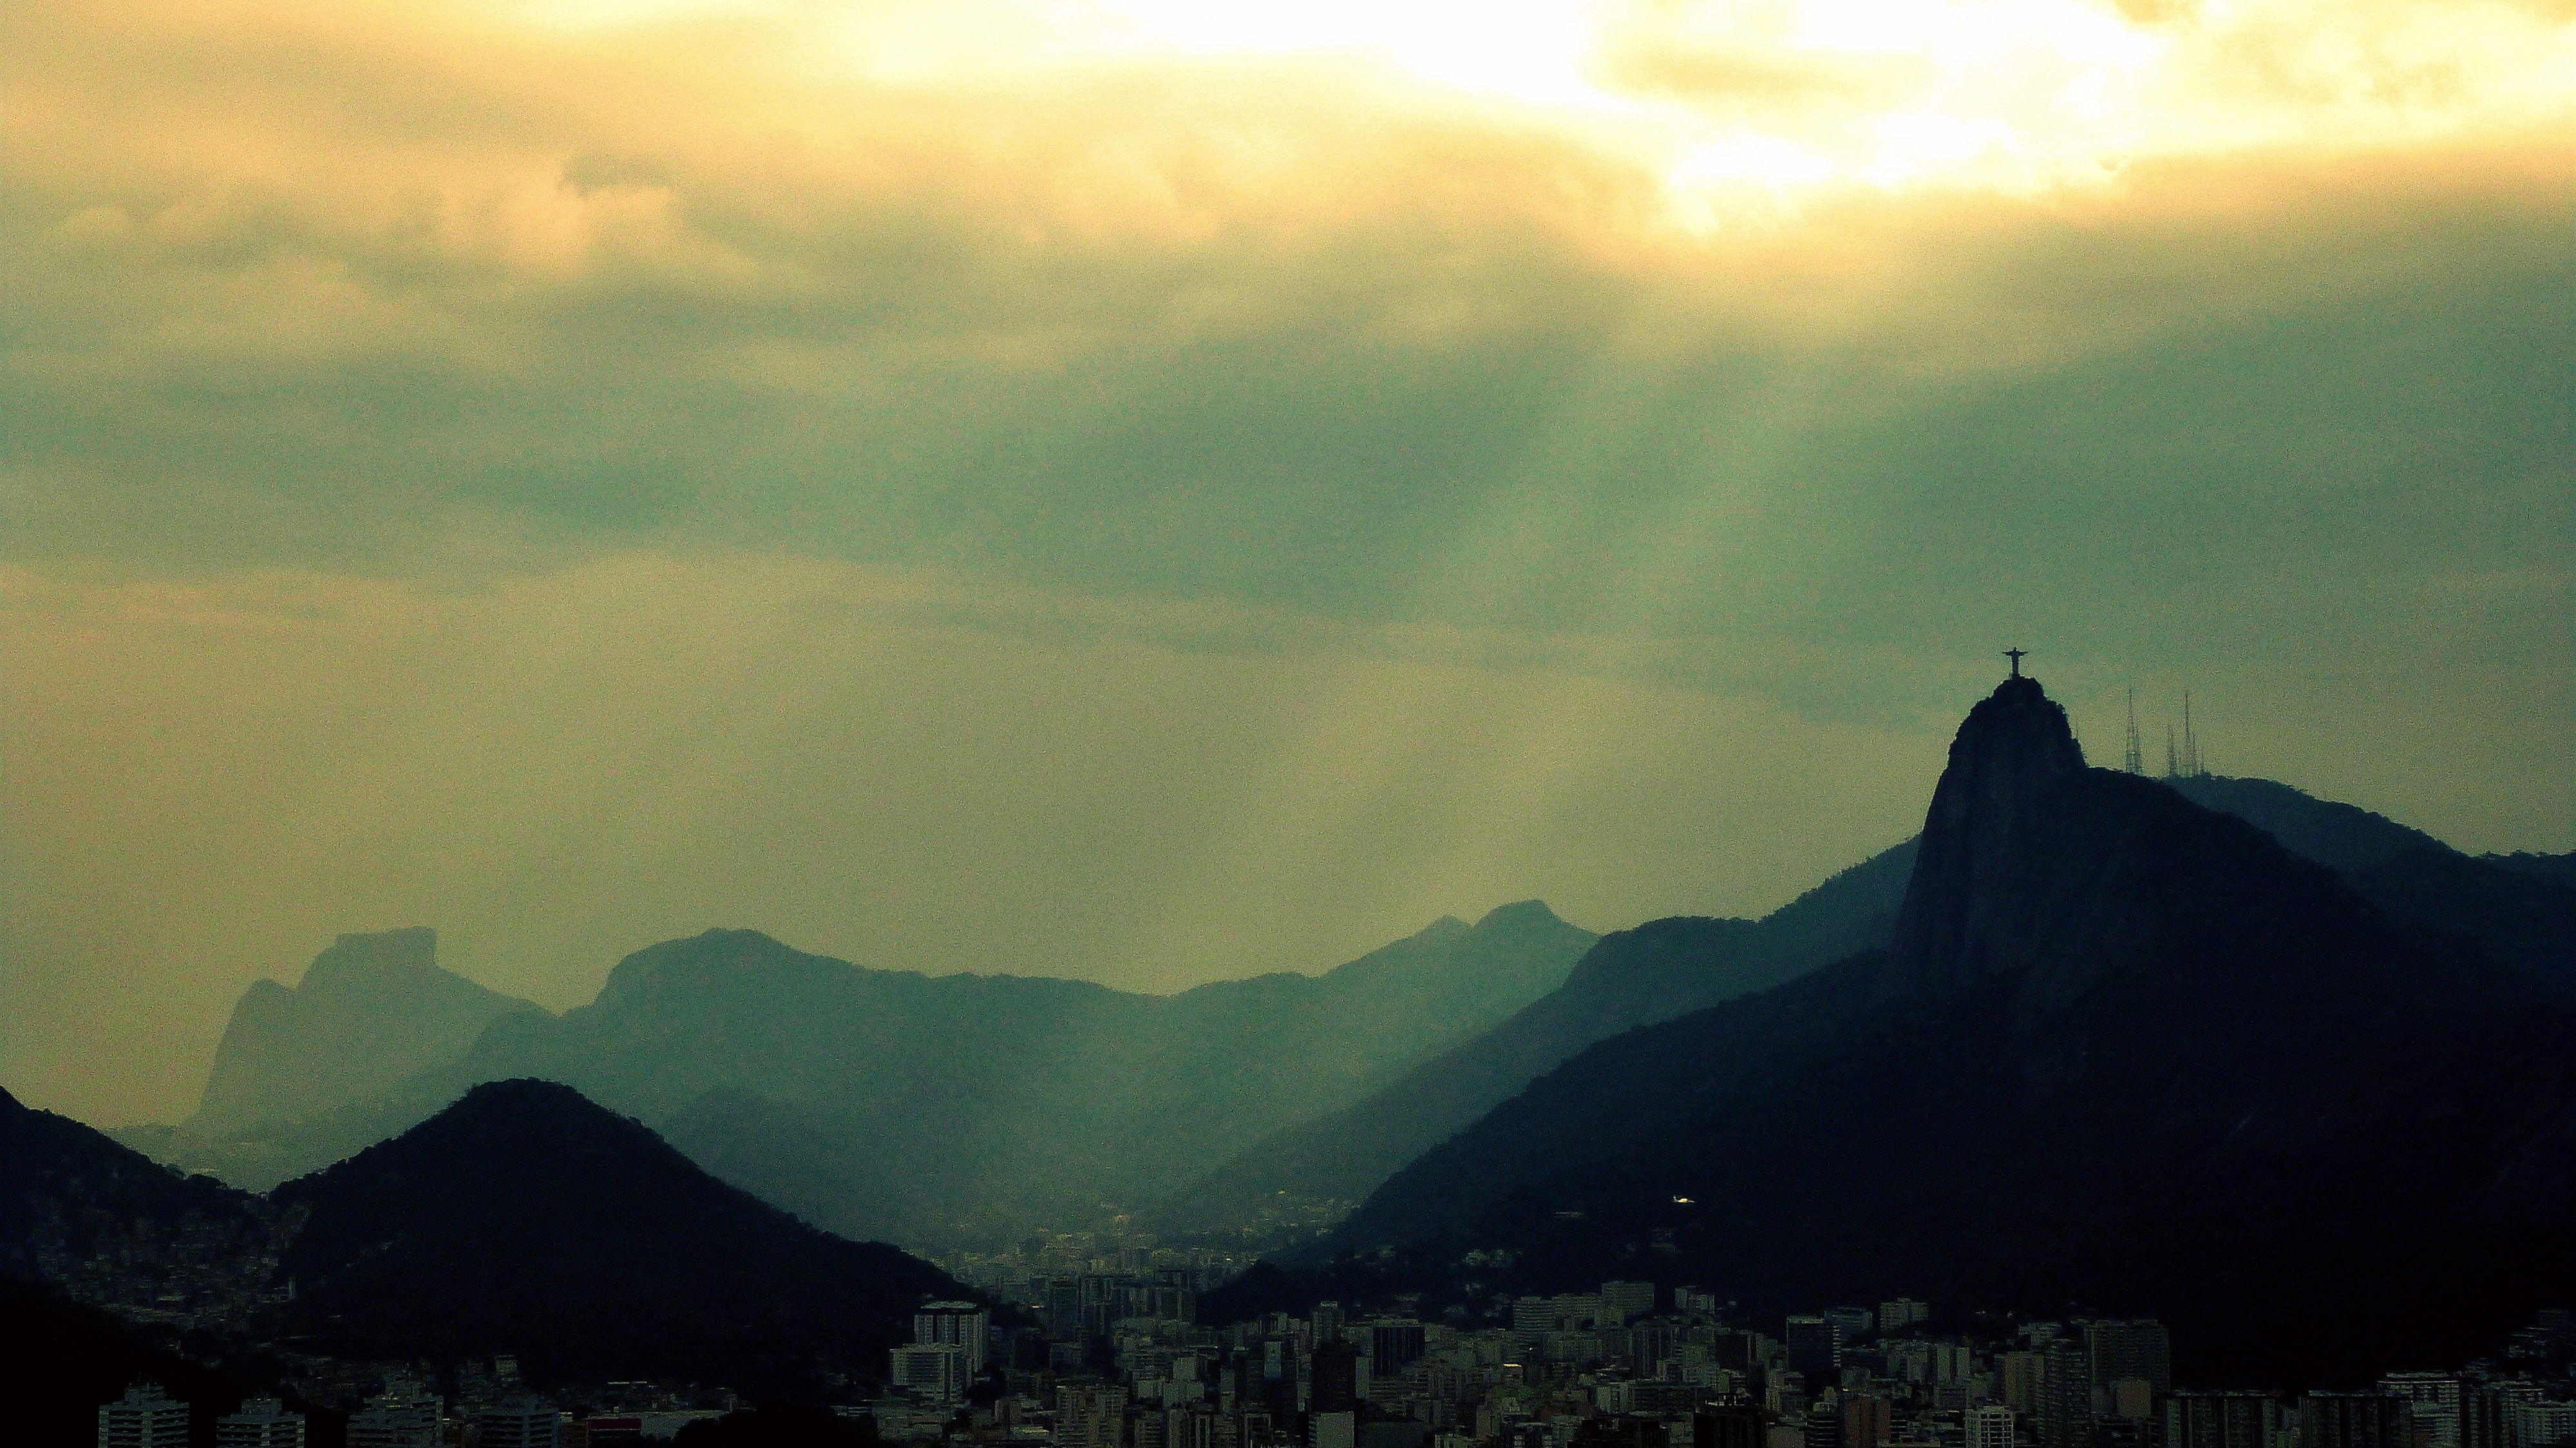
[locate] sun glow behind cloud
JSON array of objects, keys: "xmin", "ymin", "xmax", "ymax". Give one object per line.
[{"xmin": 502, "ymin": 0, "xmax": 2570, "ymax": 204}]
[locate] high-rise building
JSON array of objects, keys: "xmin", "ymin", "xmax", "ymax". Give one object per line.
[
  {"xmin": 2167, "ymin": 1391, "xmax": 2288, "ymax": 1448},
  {"xmin": 2459, "ymin": 1386, "xmax": 2515, "ymax": 1448},
  {"xmin": 917, "ymin": 1301, "xmax": 992, "ymax": 1373},
  {"xmin": 1046, "ymin": 1281, "xmax": 1085, "ymax": 1338},
  {"xmin": 2300, "ymin": 1393, "xmax": 2416, "ymax": 1448},
  {"xmin": 1785, "ymin": 1317, "xmax": 1841, "ymax": 1381},
  {"xmin": 1602, "ymin": 1282, "xmax": 1657, "ymax": 1326},
  {"xmin": 1314, "ymin": 1411, "xmax": 1357, "ymax": 1448},
  {"xmin": 1057, "ymin": 1385, "xmax": 1130, "ymax": 1448},
  {"xmin": 1966, "ymin": 1407, "xmax": 2017, "ymax": 1448},
  {"xmin": 477, "ymin": 1400, "xmax": 560, "ymax": 1448},
  {"xmin": 99, "ymin": 1384, "xmax": 190, "ymax": 1448},
  {"xmin": 1371, "ymin": 1321, "xmax": 1427, "ymax": 1378},
  {"xmin": 2382, "ymin": 1377, "xmax": 2463, "ymax": 1448},
  {"xmin": 1843, "ymin": 1396, "xmax": 1892, "ymax": 1448},
  {"xmin": 2000, "ymin": 1355, "xmax": 2046, "ymax": 1413},
  {"xmin": 893, "ymin": 1344, "xmax": 973, "ymax": 1404},
  {"xmin": 1877, "ymin": 1301, "xmax": 1929, "ymax": 1334},
  {"xmin": 1511, "ymin": 1299, "xmax": 1558, "ymax": 1348},
  {"xmin": 1311, "ymin": 1343, "xmax": 1361, "ymax": 1415},
  {"xmin": 216, "ymin": 1400, "xmax": 306, "ymax": 1448},
  {"xmin": 1314, "ymin": 1302, "xmax": 1349, "ymax": 1344},
  {"xmin": 1168, "ymin": 1405, "xmax": 1220, "ymax": 1448},
  {"xmin": 2037, "ymin": 1340, "xmax": 2093, "ymax": 1448},
  {"xmin": 1555, "ymin": 1295, "xmax": 1607, "ymax": 1330},
  {"xmin": 1825, "ymin": 1309, "xmax": 1876, "ymax": 1346},
  {"xmin": 1696, "ymin": 1405, "xmax": 1768, "ymax": 1448},
  {"xmin": 2083, "ymin": 1322, "xmax": 2171, "ymax": 1398},
  {"xmin": 2515, "ymin": 1401, "xmax": 2576, "ymax": 1448},
  {"xmin": 345, "ymin": 1386, "xmax": 442, "ymax": 1448}
]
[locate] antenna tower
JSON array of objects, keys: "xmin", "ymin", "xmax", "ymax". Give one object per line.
[
  {"xmin": 2183, "ymin": 692, "xmax": 2200, "ymax": 778},
  {"xmin": 2123, "ymin": 687, "xmax": 2145, "ymax": 775},
  {"xmin": 2164, "ymin": 722, "xmax": 2179, "ymax": 779}
]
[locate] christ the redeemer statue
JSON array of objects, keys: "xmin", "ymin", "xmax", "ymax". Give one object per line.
[{"xmin": 2003, "ymin": 648, "xmax": 2027, "ymax": 677}]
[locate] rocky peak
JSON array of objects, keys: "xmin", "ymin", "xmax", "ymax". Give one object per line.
[
  {"xmin": 1886, "ymin": 674, "xmax": 2088, "ymax": 993},
  {"xmin": 298, "ymin": 926, "xmax": 440, "ymax": 993}
]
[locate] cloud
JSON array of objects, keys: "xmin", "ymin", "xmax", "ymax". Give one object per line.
[{"xmin": 0, "ymin": 0, "xmax": 2568, "ymax": 1119}]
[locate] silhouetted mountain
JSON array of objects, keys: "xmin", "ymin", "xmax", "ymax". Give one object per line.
[
  {"xmin": 269, "ymin": 1078, "xmax": 963, "ymax": 1393},
  {"xmin": 148, "ymin": 906, "xmax": 1594, "ymax": 1237},
  {"xmin": 2168, "ymin": 776, "xmax": 2574, "ymax": 989},
  {"xmin": 1260, "ymin": 676, "xmax": 2576, "ymax": 1386},
  {"xmin": 2484, "ymin": 850, "xmax": 2576, "ymax": 888},
  {"xmin": 2161, "ymin": 775, "xmax": 2443, "ymax": 873},
  {"xmin": 0, "ymin": 1084, "xmax": 267, "ymax": 1290},
  {"xmin": 191, "ymin": 928, "xmax": 545, "ymax": 1132},
  {"xmin": 1158, "ymin": 844, "xmax": 1916, "ymax": 1235}
]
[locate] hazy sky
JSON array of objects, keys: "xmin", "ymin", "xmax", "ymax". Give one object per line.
[{"xmin": 3, "ymin": 0, "xmax": 2569, "ymax": 1125}]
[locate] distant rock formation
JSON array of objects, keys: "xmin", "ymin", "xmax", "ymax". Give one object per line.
[{"xmin": 191, "ymin": 928, "xmax": 545, "ymax": 1132}]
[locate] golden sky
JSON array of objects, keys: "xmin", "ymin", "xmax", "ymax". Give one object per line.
[{"xmin": 3, "ymin": 0, "xmax": 2570, "ymax": 1122}]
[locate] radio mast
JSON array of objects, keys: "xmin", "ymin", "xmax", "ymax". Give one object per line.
[{"xmin": 2123, "ymin": 687, "xmax": 2145, "ymax": 775}]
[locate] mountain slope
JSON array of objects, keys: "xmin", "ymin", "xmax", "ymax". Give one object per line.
[
  {"xmin": 191, "ymin": 928, "xmax": 545, "ymax": 1132},
  {"xmin": 2166, "ymin": 777, "xmax": 2574, "ymax": 989},
  {"xmin": 1158, "ymin": 841, "xmax": 1917, "ymax": 1235},
  {"xmin": 2159, "ymin": 775, "xmax": 2444, "ymax": 873},
  {"xmin": 0, "ymin": 1083, "xmax": 270, "ymax": 1310},
  {"xmin": 1280, "ymin": 676, "xmax": 2576, "ymax": 1386},
  {"xmin": 270, "ymin": 1078, "xmax": 963, "ymax": 1393},
  {"xmin": 657, "ymin": 1087, "xmax": 926, "ymax": 1246}
]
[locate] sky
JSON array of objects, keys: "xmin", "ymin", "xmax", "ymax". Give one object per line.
[{"xmin": 2, "ymin": 0, "xmax": 2570, "ymax": 1125}]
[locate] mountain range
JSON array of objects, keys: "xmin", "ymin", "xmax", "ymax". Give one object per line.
[
  {"xmin": 122, "ymin": 902, "xmax": 1597, "ymax": 1242},
  {"xmin": 1170, "ymin": 770, "xmax": 2571, "ymax": 1243},
  {"xmin": 32, "ymin": 670, "xmax": 2573, "ymax": 1389},
  {"xmin": 1209, "ymin": 676, "xmax": 2576, "ymax": 1386},
  {"xmin": 1157, "ymin": 839, "xmax": 1919, "ymax": 1235}
]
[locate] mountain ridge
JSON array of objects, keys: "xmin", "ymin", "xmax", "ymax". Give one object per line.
[
  {"xmin": 1154, "ymin": 843, "xmax": 1920, "ymax": 1236},
  {"xmin": 1240, "ymin": 675, "xmax": 2576, "ymax": 1385},
  {"xmin": 137, "ymin": 904, "xmax": 1597, "ymax": 1241}
]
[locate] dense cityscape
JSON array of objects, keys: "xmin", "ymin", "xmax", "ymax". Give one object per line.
[{"xmin": 66, "ymin": 1218, "xmax": 2576, "ymax": 1448}]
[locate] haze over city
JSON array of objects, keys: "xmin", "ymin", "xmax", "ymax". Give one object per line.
[{"xmin": 3, "ymin": 0, "xmax": 2575, "ymax": 1432}]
